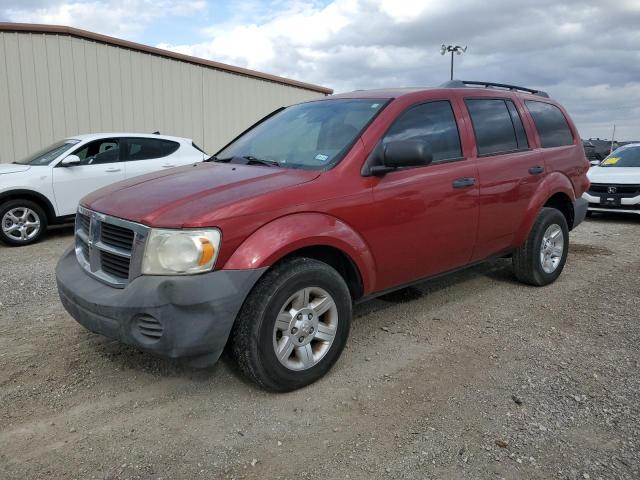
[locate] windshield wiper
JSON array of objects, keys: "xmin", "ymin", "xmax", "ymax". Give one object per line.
[
  {"xmin": 210, "ymin": 155, "xmax": 281, "ymax": 167},
  {"xmin": 242, "ymin": 156, "xmax": 281, "ymax": 167}
]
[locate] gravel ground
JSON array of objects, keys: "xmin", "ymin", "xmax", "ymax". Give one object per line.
[{"xmin": 0, "ymin": 215, "xmax": 639, "ymax": 480}]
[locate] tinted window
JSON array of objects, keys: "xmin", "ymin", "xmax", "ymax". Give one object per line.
[
  {"xmin": 505, "ymin": 101, "xmax": 529, "ymax": 149},
  {"xmin": 216, "ymin": 99, "xmax": 386, "ymax": 170},
  {"xmin": 73, "ymin": 139, "xmax": 120, "ymax": 165},
  {"xmin": 525, "ymin": 101, "xmax": 574, "ymax": 148},
  {"xmin": 466, "ymin": 99, "xmax": 520, "ymax": 155},
  {"xmin": 384, "ymin": 101, "xmax": 462, "ymax": 162},
  {"xmin": 125, "ymin": 138, "xmax": 180, "ymax": 161}
]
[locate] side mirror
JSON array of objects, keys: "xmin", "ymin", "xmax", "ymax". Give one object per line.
[
  {"xmin": 61, "ymin": 155, "xmax": 81, "ymax": 167},
  {"xmin": 363, "ymin": 140, "xmax": 433, "ymax": 176},
  {"xmin": 589, "ymin": 160, "xmax": 600, "ymax": 167}
]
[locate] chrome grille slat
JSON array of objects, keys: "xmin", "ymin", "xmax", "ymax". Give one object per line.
[{"xmin": 74, "ymin": 206, "xmax": 149, "ymax": 288}]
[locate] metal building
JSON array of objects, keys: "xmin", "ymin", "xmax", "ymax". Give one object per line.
[{"xmin": 0, "ymin": 23, "xmax": 332, "ymax": 164}]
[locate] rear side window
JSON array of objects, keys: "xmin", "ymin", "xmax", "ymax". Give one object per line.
[
  {"xmin": 465, "ymin": 99, "xmax": 529, "ymax": 155},
  {"xmin": 384, "ymin": 101, "xmax": 462, "ymax": 162},
  {"xmin": 525, "ymin": 101, "xmax": 574, "ymax": 148},
  {"xmin": 124, "ymin": 138, "xmax": 180, "ymax": 161}
]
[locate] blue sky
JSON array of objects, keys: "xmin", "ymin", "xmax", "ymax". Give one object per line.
[{"xmin": 1, "ymin": 0, "xmax": 640, "ymax": 140}]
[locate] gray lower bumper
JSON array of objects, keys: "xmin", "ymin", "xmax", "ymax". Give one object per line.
[
  {"xmin": 56, "ymin": 246, "xmax": 266, "ymax": 365},
  {"xmin": 573, "ymin": 197, "xmax": 588, "ymax": 229}
]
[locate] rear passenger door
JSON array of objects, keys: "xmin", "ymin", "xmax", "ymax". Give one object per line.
[
  {"xmin": 122, "ymin": 137, "xmax": 182, "ymax": 179},
  {"xmin": 463, "ymin": 97, "xmax": 545, "ymax": 261},
  {"xmin": 368, "ymin": 100, "xmax": 479, "ymax": 289}
]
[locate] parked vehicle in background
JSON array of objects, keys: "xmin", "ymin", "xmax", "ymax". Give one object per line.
[
  {"xmin": 583, "ymin": 143, "xmax": 640, "ymax": 216},
  {"xmin": 583, "ymin": 140, "xmax": 603, "ymax": 165},
  {"xmin": 56, "ymin": 81, "xmax": 589, "ymax": 391},
  {"xmin": 0, "ymin": 134, "xmax": 207, "ymax": 245}
]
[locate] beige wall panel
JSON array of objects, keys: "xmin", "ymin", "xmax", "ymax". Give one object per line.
[
  {"xmin": 0, "ymin": 33, "xmax": 15, "ymax": 163},
  {"xmin": 0, "ymin": 31, "xmax": 325, "ymax": 163},
  {"xmin": 44, "ymin": 35, "xmax": 67, "ymax": 141}
]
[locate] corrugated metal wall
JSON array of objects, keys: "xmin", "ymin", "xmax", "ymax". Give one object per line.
[{"xmin": 0, "ymin": 31, "xmax": 324, "ymax": 163}]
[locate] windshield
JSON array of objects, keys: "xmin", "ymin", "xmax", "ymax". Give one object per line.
[
  {"xmin": 216, "ymin": 99, "xmax": 387, "ymax": 169},
  {"xmin": 14, "ymin": 139, "xmax": 81, "ymax": 166},
  {"xmin": 600, "ymin": 145, "xmax": 640, "ymax": 168}
]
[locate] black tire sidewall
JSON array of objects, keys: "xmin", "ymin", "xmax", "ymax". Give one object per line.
[
  {"xmin": 252, "ymin": 261, "xmax": 352, "ymax": 391},
  {"xmin": 0, "ymin": 199, "xmax": 48, "ymax": 246},
  {"xmin": 530, "ymin": 209, "xmax": 569, "ymax": 285}
]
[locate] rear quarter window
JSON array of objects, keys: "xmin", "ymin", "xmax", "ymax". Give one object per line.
[{"xmin": 525, "ymin": 101, "xmax": 574, "ymax": 148}]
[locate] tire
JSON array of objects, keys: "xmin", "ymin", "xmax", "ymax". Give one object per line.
[
  {"xmin": 586, "ymin": 210, "xmax": 593, "ymax": 218},
  {"xmin": 230, "ymin": 257, "xmax": 352, "ymax": 392},
  {"xmin": 0, "ymin": 199, "xmax": 48, "ymax": 246},
  {"xmin": 512, "ymin": 207, "xmax": 569, "ymax": 286}
]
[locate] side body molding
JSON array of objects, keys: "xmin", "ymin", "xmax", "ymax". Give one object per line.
[{"xmin": 222, "ymin": 213, "xmax": 377, "ymax": 294}]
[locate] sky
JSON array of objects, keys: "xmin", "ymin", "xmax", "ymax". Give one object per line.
[{"xmin": 1, "ymin": 0, "xmax": 639, "ymax": 140}]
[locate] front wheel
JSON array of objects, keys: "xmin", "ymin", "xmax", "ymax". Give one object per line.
[
  {"xmin": 512, "ymin": 207, "xmax": 569, "ymax": 286},
  {"xmin": 229, "ymin": 257, "xmax": 352, "ymax": 392},
  {"xmin": 0, "ymin": 199, "xmax": 48, "ymax": 246}
]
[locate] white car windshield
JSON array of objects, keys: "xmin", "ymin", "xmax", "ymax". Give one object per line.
[
  {"xmin": 600, "ymin": 145, "xmax": 640, "ymax": 168},
  {"xmin": 14, "ymin": 139, "xmax": 81, "ymax": 166}
]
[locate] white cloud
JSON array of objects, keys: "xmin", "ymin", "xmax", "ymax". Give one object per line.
[{"xmin": 1, "ymin": 0, "xmax": 206, "ymax": 38}]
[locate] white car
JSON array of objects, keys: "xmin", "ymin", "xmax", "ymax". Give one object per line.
[
  {"xmin": 582, "ymin": 143, "xmax": 640, "ymax": 216},
  {"xmin": 0, "ymin": 133, "xmax": 207, "ymax": 246}
]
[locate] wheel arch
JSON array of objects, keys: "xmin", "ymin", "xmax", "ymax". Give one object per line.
[
  {"xmin": 0, "ymin": 189, "xmax": 57, "ymax": 222},
  {"xmin": 222, "ymin": 213, "xmax": 376, "ymax": 298},
  {"xmin": 513, "ymin": 172, "xmax": 577, "ymax": 246}
]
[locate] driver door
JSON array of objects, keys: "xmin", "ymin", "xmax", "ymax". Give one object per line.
[{"xmin": 52, "ymin": 138, "xmax": 124, "ymax": 216}]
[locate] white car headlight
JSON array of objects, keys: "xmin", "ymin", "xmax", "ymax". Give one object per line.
[{"xmin": 142, "ymin": 228, "xmax": 221, "ymax": 275}]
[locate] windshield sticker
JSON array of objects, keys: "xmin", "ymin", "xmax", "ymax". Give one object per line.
[
  {"xmin": 315, "ymin": 154, "xmax": 329, "ymax": 162},
  {"xmin": 602, "ymin": 157, "xmax": 620, "ymax": 165}
]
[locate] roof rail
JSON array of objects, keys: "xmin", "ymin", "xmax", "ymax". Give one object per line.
[{"xmin": 441, "ymin": 80, "xmax": 549, "ymax": 98}]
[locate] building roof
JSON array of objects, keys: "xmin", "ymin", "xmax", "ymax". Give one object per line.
[{"xmin": 0, "ymin": 22, "xmax": 333, "ymax": 95}]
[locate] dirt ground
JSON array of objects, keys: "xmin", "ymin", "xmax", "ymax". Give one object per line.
[{"xmin": 1, "ymin": 214, "xmax": 639, "ymax": 480}]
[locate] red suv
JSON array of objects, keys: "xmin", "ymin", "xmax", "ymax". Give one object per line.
[{"xmin": 56, "ymin": 80, "xmax": 589, "ymax": 391}]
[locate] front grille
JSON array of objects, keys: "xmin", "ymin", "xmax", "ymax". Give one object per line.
[
  {"xmin": 101, "ymin": 223, "xmax": 135, "ymax": 250},
  {"xmin": 74, "ymin": 206, "xmax": 149, "ymax": 288},
  {"xmin": 100, "ymin": 250, "xmax": 131, "ymax": 279},
  {"xmin": 588, "ymin": 183, "xmax": 640, "ymax": 197}
]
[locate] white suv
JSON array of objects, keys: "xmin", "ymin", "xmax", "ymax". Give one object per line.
[
  {"xmin": 583, "ymin": 143, "xmax": 640, "ymax": 216},
  {"xmin": 0, "ymin": 133, "xmax": 207, "ymax": 246}
]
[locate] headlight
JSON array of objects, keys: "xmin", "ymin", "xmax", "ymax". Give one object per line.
[{"xmin": 142, "ymin": 228, "xmax": 221, "ymax": 275}]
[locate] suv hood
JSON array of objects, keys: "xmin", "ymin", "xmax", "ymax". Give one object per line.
[
  {"xmin": 83, "ymin": 162, "xmax": 321, "ymax": 227},
  {"xmin": 0, "ymin": 164, "xmax": 31, "ymax": 175},
  {"xmin": 588, "ymin": 166, "xmax": 640, "ymax": 184}
]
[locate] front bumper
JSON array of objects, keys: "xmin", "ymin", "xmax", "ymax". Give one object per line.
[
  {"xmin": 582, "ymin": 191, "xmax": 640, "ymax": 214},
  {"xmin": 573, "ymin": 197, "xmax": 588, "ymax": 228},
  {"xmin": 56, "ymin": 246, "xmax": 266, "ymax": 365}
]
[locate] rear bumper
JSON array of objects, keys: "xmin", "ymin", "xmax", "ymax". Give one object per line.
[
  {"xmin": 56, "ymin": 246, "xmax": 266, "ymax": 365},
  {"xmin": 572, "ymin": 197, "xmax": 588, "ymax": 228}
]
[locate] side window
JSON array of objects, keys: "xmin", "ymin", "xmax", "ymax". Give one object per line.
[
  {"xmin": 505, "ymin": 101, "xmax": 529, "ymax": 149},
  {"xmin": 525, "ymin": 101, "xmax": 574, "ymax": 148},
  {"xmin": 73, "ymin": 139, "xmax": 120, "ymax": 165},
  {"xmin": 465, "ymin": 99, "xmax": 522, "ymax": 156},
  {"xmin": 124, "ymin": 138, "xmax": 180, "ymax": 161},
  {"xmin": 384, "ymin": 101, "xmax": 462, "ymax": 162}
]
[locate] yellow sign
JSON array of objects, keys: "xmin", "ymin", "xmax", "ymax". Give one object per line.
[{"xmin": 602, "ymin": 157, "xmax": 620, "ymax": 165}]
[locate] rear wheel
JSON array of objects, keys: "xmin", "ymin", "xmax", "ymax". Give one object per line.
[
  {"xmin": 0, "ymin": 199, "xmax": 48, "ymax": 246},
  {"xmin": 513, "ymin": 207, "xmax": 569, "ymax": 286},
  {"xmin": 230, "ymin": 257, "xmax": 352, "ymax": 392}
]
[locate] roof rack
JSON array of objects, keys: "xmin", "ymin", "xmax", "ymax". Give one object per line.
[{"xmin": 441, "ymin": 80, "xmax": 549, "ymax": 98}]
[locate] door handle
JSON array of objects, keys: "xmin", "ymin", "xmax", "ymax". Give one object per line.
[
  {"xmin": 452, "ymin": 177, "xmax": 476, "ymax": 189},
  {"xmin": 105, "ymin": 167, "xmax": 121, "ymax": 173},
  {"xmin": 162, "ymin": 164, "xmax": 176, "ymax": 168},
  {"xmin": 528, "ymin": 165, "xmax": 545, "ymax": 175}
]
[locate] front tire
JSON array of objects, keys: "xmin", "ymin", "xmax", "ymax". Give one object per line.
[
  {"xmin": 230, "ymin": 257, "xmax": 352, "ymax": 392},
  {"xmin": 513, "ymin": 207, "xmax": 569, "ymax": 286},
  {"xmin": 0, "ymin": 199, "xmax": 48, "ymax": 246}
]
